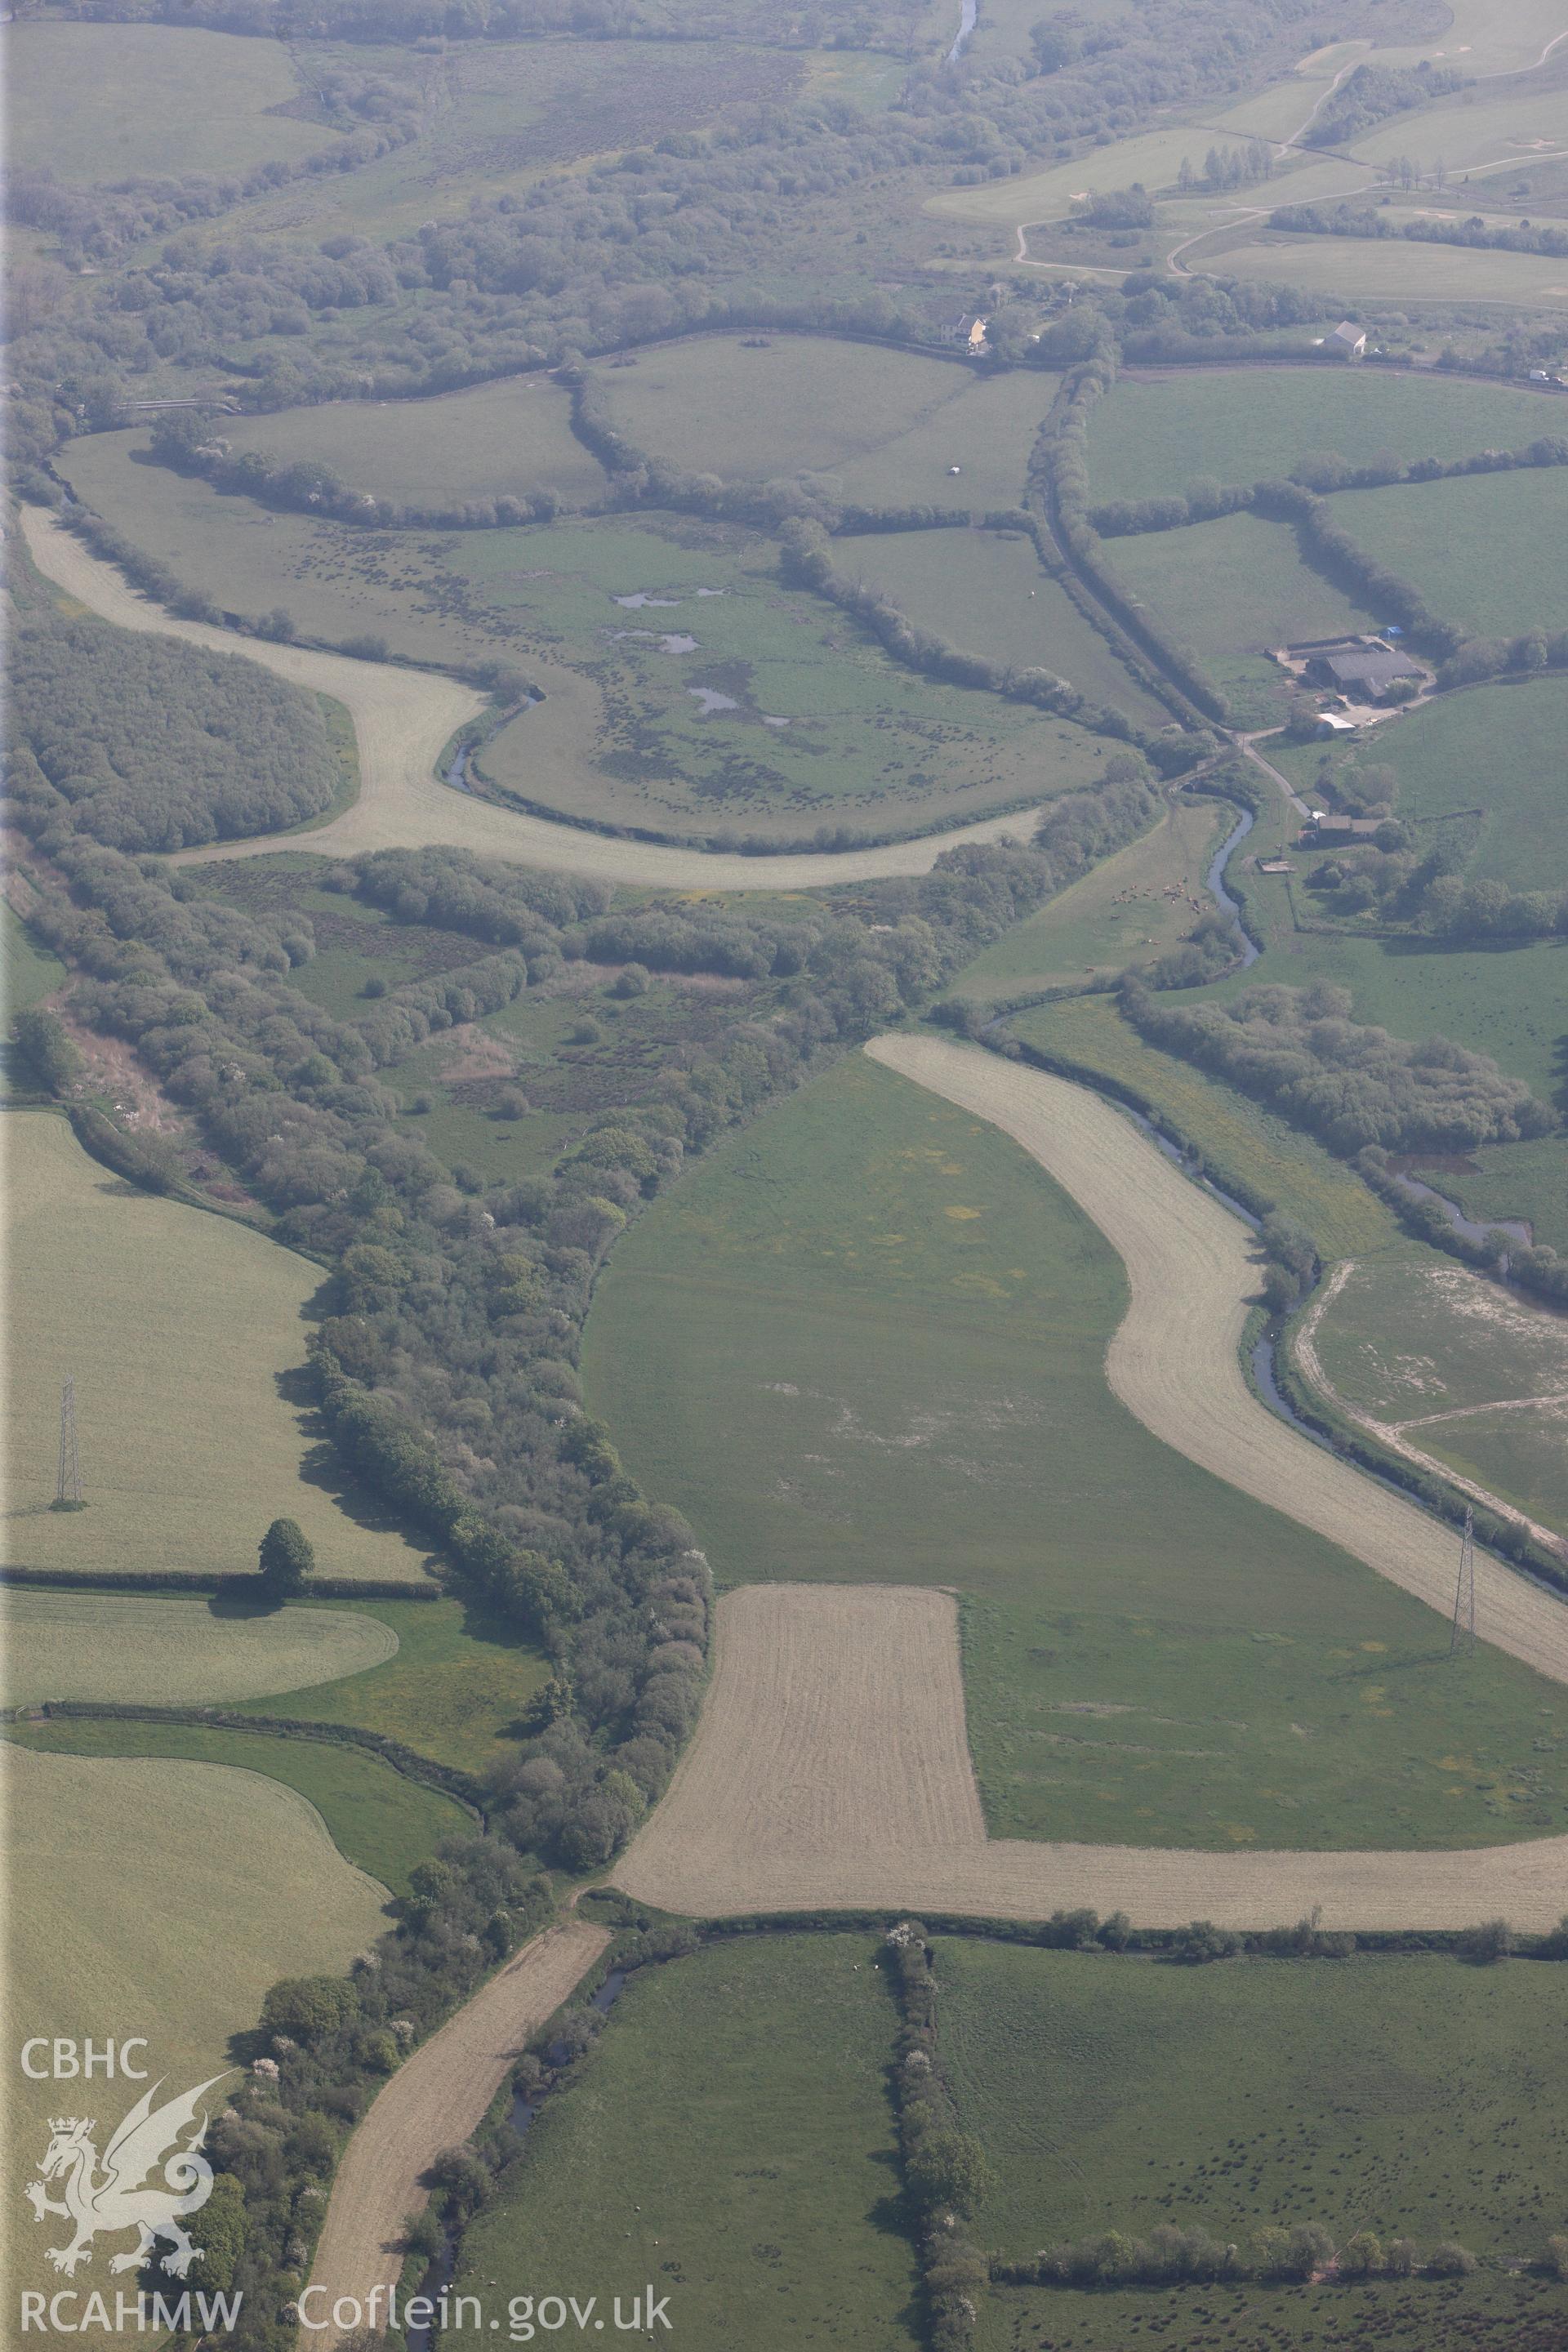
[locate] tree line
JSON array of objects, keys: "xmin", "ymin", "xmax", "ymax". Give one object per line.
[
  {"xmin": 1272, "ymin": 198, "xmax": 1568, "ymax": 263},
  {"xmin": 1122, "ymin": 978, "xmax": 1552, "ymax": 1156}
]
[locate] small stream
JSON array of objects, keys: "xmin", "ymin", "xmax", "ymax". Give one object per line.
[
  {"xmin": 948, "ymin": 0, "xmax": 977, "ymax": 60},
  {"xmin": 1206, "ymin": 805, "xmax": 1260, "ymax": 970},
  {"xmin": 403, "ymin": 1971, "xmax": 628, "ymax": 2352},
  {"xmin": 1388, "ymin": 1170, "xmax": 1531, "ymax": 1254}
]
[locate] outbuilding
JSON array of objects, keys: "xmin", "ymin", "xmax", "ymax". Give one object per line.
[{"xmin": 1330, "ymin": 320, "xmax": 1367, "ymax": 359}]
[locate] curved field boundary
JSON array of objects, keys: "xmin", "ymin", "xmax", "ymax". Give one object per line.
[
  {"xmin": 1295, "ymin": 1261, "xmax": 1568, "ymax": 1567},
  {"xmin": 21, "ymin": 507, "xmax": 1045, "ymax": 889},
  {"xmin": 613, "ymin": 1584, "xmax": 1568, "ymax": 1929},
  {"xmin": 866, "ymin": 1035, "xmax": 1568, "ymax": 1690},
  {"xmin": 304, "ymin": 1918, "xmax": 608, "ymax": 2345}
]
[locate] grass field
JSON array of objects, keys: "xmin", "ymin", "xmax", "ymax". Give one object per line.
[
  {"xmin": 0, "ymin": 1588, "xmax": 397, "ymax": 1706},
  {"xmin": 226, "ymin": 1596, "xmax": 549, "ymax": 1772},
  {"xmin": 1333, "ymin": 469, "xmax": 1568, "ymax": 639},
  {"xmin": 951, "ymin": 797, "xmax": 1230, "ymax": 996},
  {"xmin": 5, "ymin": 1717, "xmax": 467, "ymax": 1895},
  {"xmin": 831, "ymin": 526, "xmax": 1174, "ymax": 726},
  {"xmin": 1006, "ymin": 991, "xmax": 1401, "ymax": 1254},
  {"xmin": 2, "ymin": 903, "xmax": 65, "ymax": 1014},
  {"xmin": 1187, "ymin": 863, "xmax": 1568, "ymax": 1105},
  {"xmin": 1272, "ymin": 679, "xmax": 1568, "ymax": 896},
  {"xmin": 941, "ymin": 1938, "xmax": 1568, "ymax": 2351},
  {"xmin": 3, "ymin": 1111, "xmax": 433, "ymax": 1585},
  {"xmin": 584, "ymin": 1049, "xmax": 1568, "ymax": 1851},
  {"xmin": 1088, "ymin": 370, "xmax": 1561, "ymax": 505},
  {"xmin": 1423, "ymin": 1402, "xmax": 1568, "ymax": 1544},
  {"xmin": 56, "ymin": 442, "xmax": 1114, "ymax": 842},
  {"xmin": 1428, "ymin": 1137, "xmax": 1568, "ymax": 1256},
  {"xmin": 447, "ymin": 1933, "xmax": 920, "ymax": 2352},
  {"xmin": 219, "ymin": 376, "xmax": 610, "ymax": 513},
  {"xmin": 596, "ymin": 333, "xmax": 1049, "ymax": 497},
  {"xmin": 469, "ymin": 514, "xmax": 1114, "ymax": 840},
  {"xmin": 1214, "ymin": 231, "xmax": 1568, "ymax": 310},
  {"xmin": 1102, "ymin": 514, "xmax": 1379, "ymax": 724},
  {"xmin": 1306, "ymin": 1255, "xmax": 1568, "ymax": 1539},
  {"xmin": 1311, "ymin": 1257, "xmax": 1568, "ymax": 1423},
  {"xmin": 1, "ymin": 904, "xmax": 66, "ymax": 1100},
  {"xmin": 831, "ymin": 368, "xmax": 1064, "ymax": 514},
  {"xmin": 2, "ymin": 1744, "xmax": 388, "ymax": 2349},
  {"xmin": 5, "ymin": 22, "xmax": 338, "ymax": 181}
]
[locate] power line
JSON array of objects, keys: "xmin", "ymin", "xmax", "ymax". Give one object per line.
[
  {"xmin": 1449, "ymin": 1506, "xmax": 1476, "ymax": 1657},
  {"xmin": 54, "ymin": 1375, "xmax": 82, "ymax": 1511}
]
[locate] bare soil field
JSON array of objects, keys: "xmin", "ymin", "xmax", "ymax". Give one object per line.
[
  {"xmin": 866, "ymin": 1036, "xmax": 1568, "ymax": 1691},
  {"xmin": 23, "ymin": 508, "xmax": 1047, "ymax": 889},
  {"xmin": 305, "ymin": 1918, "xmax": 608, "ymax": 2342},
  {"xmin": 613, "ymin": 1584, "xmax": 1568, "ymax": 1929}
]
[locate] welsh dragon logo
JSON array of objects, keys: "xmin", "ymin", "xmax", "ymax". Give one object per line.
[{"xmin": 24, "ymin": 2076, "xmax": 227, "ymax": 2279}]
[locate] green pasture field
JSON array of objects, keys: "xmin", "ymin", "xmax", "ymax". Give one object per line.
[
  {"xmin": 1308, "ymin": 1255, "xmax": 1568, "ymax": 1421},
  {"xmin": 468, "ymin": 514, "xmax": 1116, "ymax": 841},
  {"xmin": 1272, "ymin": 679, "xmax": 1568, "ymax": 896},
  {"xmin": 951, "ymin": 796, "xmax": 1230, "ymax": 997},
  {"xmin": 1, "ymin": 905, "xmax": 66, "ymax": 1099},
  {"xmin": 1088, "ymin": 369, "xmax": 1561, "ymax": 506},
  {"xmin": 448, "ymin": 1932, "xmax": 919, "ymax": 2352},
  {"xmin": 1, "ymin": 904, "xmax": 65, "ymax": 1014},
  {"xmin": 1423, "ymin": 1403, "xmax": 1568, "ymax": 1543},
  {"xmin": 58, "ymin": 433, "xmax": 498, "ymax": 670},
  {"xmin": 1332, "ymin": 470, "xmax": 1568, "ymax": 639},
  {"xmin": 3, "ymin": 1111, "xmax": 433, "ymax": 1586},
  {"xmin": 946, "ymin": 1940, "xmax": 1568, "ymax": 2352},
  {"xmin": 1100, "ymin": 514, "xmax": 1379, "ymax": 724},
  {"xmin": 1428, "ymin": 1137, "xmax": 1568, "ymax": 1256},
  {"xmin": 595, "ymin": 332, "xmax": 1035, "ymax": 490},
  {"xmin": 1306, "ymin": 1255, "xmax": 1568, "ymax": 1538},
  {"xmin": 1005, "ymin": 991, "xmax": 1401, "ymax": 1255},
  {"xmin": 1334, "ymin": 76, "xmax": 1568, "ymax": 184},
  {"xmin": 943, "ymin": 1939, "xmax": 1568, "ymax": 2260},
  {"xmin": 1213, "ymin": 230, "xmax": 1568, "ymax": 310},
  {"xmin": 584, "ymin": 1049, "xmax": 1568, "ymax": 1851},
  {"xmin": 58, "ymin": 442, "xmax": 1117, "ymax": 841},
  {"xmin": 831, "ymin": 526, "xmax": 1174, "ymax": 727},
  {"xmin": 0, "ymin": 1587, "xmax": 397, "ymax": 1708},
  {"xmin": 4, "ymin": 1744, "xmax": 387, "ymax": 2351},
  {"xmin": 824, "ymin": 368, "xmax": 1064, "ymax": 514},
  {"xmin": 220, "ymin": 376, "xmax": 610, "ymax": 511},
  {"xmin": 225, "ymin": 1597, "xmax": 550, "ymax": 1775},
  {"xmin": 4, "ymin": 1717, "xmax": 466, "ymax": 1896},
  {"xmin": 5, "ymin": 22, "xmax": 338, "ymax": 182},
  {"xmin": 1184, "ymin": 862, "xmax": 1568, "ymax": 1106}
]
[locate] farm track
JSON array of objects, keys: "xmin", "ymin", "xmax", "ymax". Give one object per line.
[
  {"xmin": 21, "ymin": 508, "xmax": 1047, "ymax": 889},
  {"xmin": 866, "ymin": 1036, "xmax": 1568, "ymax": 1690},
  {"xmin": 1294, "ymin": 1261, "xmax": 1568, "ymax": 1566},
  {"xmin": 304, "ymin": 1918, "xmax": 608, "ymax": 2345},
  {"xmin": 614, "ymin": 1582, "xmax": 1568, "ymax": 1928}
]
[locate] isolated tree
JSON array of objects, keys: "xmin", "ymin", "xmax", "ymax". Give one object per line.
[{"xmin": 258, "ymin": 1516, "xmax": 314, "ymax": 1594}]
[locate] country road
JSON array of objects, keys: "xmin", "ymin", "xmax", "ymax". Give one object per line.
[
  {"xmin": 303, "ymin": 1918, "xmax": 608, "ymax": 2347},
  {"xmin": 21, "ymin": 507, "xmax": 1047, "ymax": 891}
]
